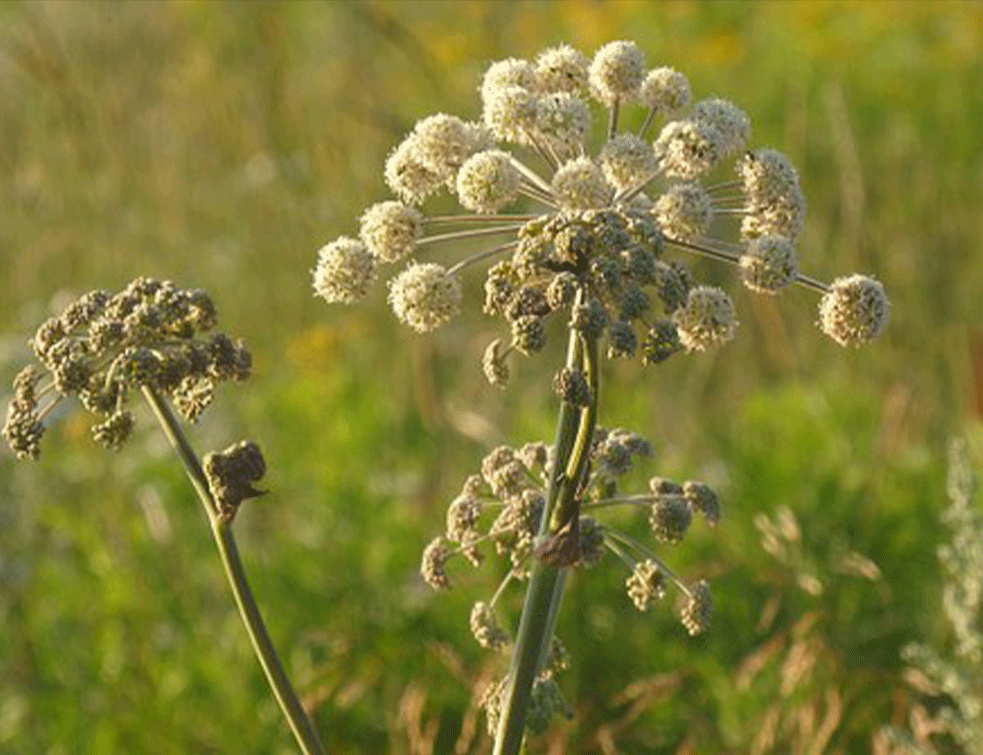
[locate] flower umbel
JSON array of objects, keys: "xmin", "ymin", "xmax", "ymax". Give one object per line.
[{"xmin": 313, "ymin": 44, "xmax": 887, "ymax": 380}]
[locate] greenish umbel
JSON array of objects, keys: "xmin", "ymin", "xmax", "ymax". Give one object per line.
[{"xmin": 3, "ymin": 278, "xmax": 326, "ymax": 755}]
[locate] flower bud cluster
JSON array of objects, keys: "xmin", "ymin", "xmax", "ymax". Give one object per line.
[
  {"xmin": 646, "ymin": 476, "xmax": 722, "ymax": 544},
  {"xmin": 2, "ymin": 278, "xmax": 250, "ymax": 459},
  {"xmin": 818, "ymin": 274, "xmax": 890, "ymax": 347},
  {"xmin": 449, "ymin": 431, "xmax": 717, "ymax": 734},
  {"xmin": 481, "ymin": 637, "xmax": 571, "ymax": 737},
  {"xmin": 420, "ymin": 427, "xmax": 718, "ymax": 644},
  {"xmin": 476, "ymin": 208, "xmax": 704, "ymax": 383}
]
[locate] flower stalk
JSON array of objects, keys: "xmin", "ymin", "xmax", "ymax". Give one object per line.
[
  {"xmin": 495, "ymin": 317, "xmax": 599, "ymax": 755},
  {"xmin": 141, "ymin": 386, "xmax": 326, "ymax": 755}
]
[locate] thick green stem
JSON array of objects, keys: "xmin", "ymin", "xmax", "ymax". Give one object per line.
[
  {"xmin": 550, "ymin": 332, "xmax": 600, "ymax": 535},
  {"xmin": 141, "ymin": 386, "xmax": 326, "ymax": 755},
  {"xmin": 492, "ymin": 321, "xmax": 600, "ymax": 755}
]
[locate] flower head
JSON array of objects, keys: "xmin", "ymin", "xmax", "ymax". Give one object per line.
[
  {"xmin": 313, "ymin": 237, "xmax": 376, "ymax": 303},
  {"xmin": 536, "ymin": 93, "xmax": 592, "ymax": 158},
  {"xmin": 410, "ymin": 113, "xmax": 491, "ymax": 180},
  {"xmin": 819, "ymin": 274, "xmax": 890, "ymax": 346},
  {"xmin": 480, "ymin": 58, "xmax": 536, "ymax": 105},
  {"xmin": 680, "ymin": 579, "xmax": 713, "ymax": 636},
  {"xmin": 674, "ymin": 286, "xmax": 738, "ymax": 352},
  {"xmin": 627, "ymin": 559, "xmax": 666, "ymax": 611},
  {"xmin": 589, "ymin": 41, "xmax": 646, "ymax": 106},
  {"xmin": 551, "ymin": 157, "xmax": 613, "ymax": 211},
  {"xmin": 457, "ymin": 150, "xmax": 521, "ymax": 213},
  {"xmin": 740, "ymin": 236, "xmax": 799, "ymax": 293},
  {"xmin": 693, "ymin": 97, "xmax": 750, "ymax": 157},
  {"xmin": 470, "ymin": 601, "xmax": 510, "ymax": 650},
  {"xmin": 3, "ymin": 279, "xmax": 249, "ymax": 459},
  {"xmin": 638, "ymin": 67, "xmax": 691, "ymax": 114},
  {"xmin": 483, "ymin": 85, "xmax": 539, "ymax": 144},
  {"xmin": 314, "ymin": 38, "xmax": 887, "ymax": 365},
  {"xmin": 599, "ymin": 133, "xmax": 659, "ymax": 192},
  {"xmin": 654, "ymin": 119, "xmax": 721, "ymax": 180},
  {"xmin": 421, "ymin": 537, "xmax": 452, "ymax": 590},
  {"xmin": 535, "ymin": 44, "xmax": 590, "ymax": 96},
  {"xmin": 739, "ymin": 148, "xmax": 806, "ymax": 241},
  {"xmin": 359, "ymin": 201, "xmax": 422, "ymax": 262},
  {"xmin": 654, "ymin": 181, "xmax": 712, "ymax": 242},
  {"xmin": 384, "ymin": 138, "xmax": 444, "ymax": 205},
  {"xmin": 388, "ymin": 263, "xmax": 463, "ymax": 332},
  {"xmin": 309, "ymin": 44, "xmax": 889, "ymax": 704}
]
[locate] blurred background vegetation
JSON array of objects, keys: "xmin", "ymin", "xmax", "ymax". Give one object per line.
[{"xmin": 1, "ymin": 1, "xmax": 981, "ymax": 753}]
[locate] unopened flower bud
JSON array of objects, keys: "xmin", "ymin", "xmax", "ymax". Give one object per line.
[
  {"xmin": 482, "ymin": 338, "xmax": 511, "ymax": 388},
  {"xmin": 470, "ymin": 601, "xmax": 510, "ymax": 651},
  {"xmin": 650, "ymin": 497, "xmax": 693, "ymax": 544},
  {"xmin": 553, "ymin": 366, "xmax": 590, "ymax": 407},
  {"xmin": 91, "ymin": 410, "xmax": 134, "ymax": 452},
  {"xmin": 680, "ymin": 579, "xmax": 712, "ymax": 635},
  {"xmin": 627, "ymin": 559, "xmax": 666, "ymax": 611},
  {"xmin": 421, "ymin": 537, "xmax": 452, "ymax": 590},
  {"xmin": 684, "ymin": 481, "xmax": 721, "ymax": 526},
  {"xmin": 203, "ymin": 440, "xmax": 267, "ymax": 522}
]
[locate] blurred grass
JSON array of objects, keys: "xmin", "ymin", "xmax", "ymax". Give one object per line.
[{"xmin": 1, "ymin": 1, "xmax": 982, "ymax": 753}]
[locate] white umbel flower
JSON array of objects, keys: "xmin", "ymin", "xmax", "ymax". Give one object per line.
[
  {"xmin": 551, "ymin": 157, "xmax": 613, "ymax": 211},
  {"xmin": 654, "ymin": 182, "xmax": 712, "ymax": 242},
  {"xmin": 359, "ymin": 201, "xmax": 423, "ymax": 262},
  {"xmin": 739, "ymin": 237, "xmax": 799, "ymax": 293},
  {"xmin": 456, "ymin": 150, "xmax": 521, "ymax": 214},
  {"xmin": 673, "ymin": 286, "xmax": 738, "ymax": 351},
  {"xmin": 818, "ymin": 274, "xmax": 890, "ymax": 346},
  {"xmin": 589, "ymin": 40, "xmax": 646, "ymax": 106},
  {"xmin": 693, "ymin": 97, "xmax": 751, "ymax": 157},
  {"xmin": 599, "ymin": 133, "xmax": 659, "ymax": 192},
  {"xmin": 483, "ymin": 85, "xmax": 539, "ymax": 144},
  {"xmin": 384, "ymin": 138, "xmax": 444, "ymax": 205},
  {"xmin": 480, "ymin": 57, "xmax": 536, "ymax": 105},
  {"xmin": 654, "ymin": 119, "xmax": 721, "ymax": 180},
  {"xmin": 637, "ymin": 67, "xmax": 691, "ymax": 114},
  {"xmin": 534, "ymin": 44, "xmax": 590, "ymax": 96},
  {"xmin": 312, "ymin": 237, "xmax": 376, "ymax": 304},
  {"xmin": 388, "ymin": 263, "xmax": 463, "ymax": 332}
]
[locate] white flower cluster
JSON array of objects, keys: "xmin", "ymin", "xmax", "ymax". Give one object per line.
[{"xmin": 312, "ymin": 39, "xmax": 889, "ymax": 354}]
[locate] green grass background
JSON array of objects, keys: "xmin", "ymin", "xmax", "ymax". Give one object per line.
[{"xmin": 1, "ymin": 1, "xmax": 981, "ymax": 753}]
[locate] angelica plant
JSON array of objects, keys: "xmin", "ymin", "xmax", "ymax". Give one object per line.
[
  {"xmin": 2, "ymin": 278, "xmax": 326, "ymax": 755},
  {"xmin": 313, "ymin": 40, "xmax": 889, "ymax": 754}
]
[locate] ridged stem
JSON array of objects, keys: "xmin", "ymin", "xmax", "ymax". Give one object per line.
[
  {"xmin": 493, "ymin": 312, "xmax": 600, "ymax": 755},
  {"xmin": 141, "ymin": 386, "xmax": 326, "ymax": 755}
]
